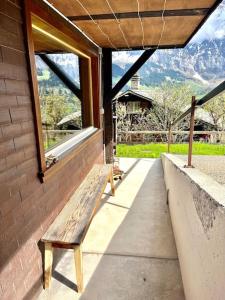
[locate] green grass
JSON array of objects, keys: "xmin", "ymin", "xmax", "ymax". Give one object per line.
[{"xmin": 117, "ymin": 143, "xmax": 225, "ymax": 158}]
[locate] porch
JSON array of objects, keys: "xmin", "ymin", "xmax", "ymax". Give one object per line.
[{"xmin": 38, "ymin": 158, "xmax": 184, "ymax": 300}]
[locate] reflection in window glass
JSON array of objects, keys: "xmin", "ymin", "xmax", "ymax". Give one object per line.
[{"xmin": 35, "ymin": 53, "xmax": 82, "ymax": 152}]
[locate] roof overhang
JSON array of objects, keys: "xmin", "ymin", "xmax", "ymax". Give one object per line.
[{"xmin": 47, "ymin": 0, "xmax": 222, "ymax": 50}]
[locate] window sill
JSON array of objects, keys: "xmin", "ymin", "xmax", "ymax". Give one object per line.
[{"xmin": 39, "ymin": 127, "xmax": 101, "ymax": 182}]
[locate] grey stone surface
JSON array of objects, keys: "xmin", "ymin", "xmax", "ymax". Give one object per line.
[{"xmin": 177, "ymin": 155, "xmax": 225, "ymax": 185}]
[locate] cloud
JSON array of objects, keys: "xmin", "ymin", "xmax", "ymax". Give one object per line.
[
  {"xmin": 191, "ymin": 1, "xmax": 225, "ymax": 43},
  {"xmin": 112, "ymin": 51, "xmax": 142, "ymax": 68}
]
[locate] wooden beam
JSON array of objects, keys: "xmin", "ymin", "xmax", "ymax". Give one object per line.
[
  {"xmin": 172, "ymin": 80, "xmax": 225, "ymax": 127},
  {"xmin": 68, "ymin": 8, "xmax": 209, "ymax": 21},
  {"xmin": 109, "ymin": 49, "xmax": 155, "ymax": 101},
  {"xmin": 38, "ymin": 54, "xmax": 81, "ymax": 100},
  {"xmin": 102, "ymin": 48, "xmax": 113, "ymax": 163},
  {"xmin": 91, "ymin": 56, "xmax": 101, "ymax": 128},
  {"xmin": 23, "ymin": 0, "xmax": 47, "ymax": 174},
  {"xmin": 30, "ymin": 0, "xmax": 100, "ymax": 57},
  {"xmin": 116, "ymin": 44, "xmax": 184, "ymax": 51},
  {"xmin": 184, "ymin": 0, "xmax": 223, "ymax": 46},
  {"xmin": 197, "ymin": 80, "xmax": 225, "ymax": 106},
  {"xmin": 186, "ymin": 96, "xmax": 196, "ymax": 168},
  {"xmin": 79, "ymin": 57, "xmax": 94, "ymax": 127}
]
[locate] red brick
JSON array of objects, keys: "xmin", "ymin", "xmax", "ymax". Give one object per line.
[
  {"xmin": 0, "ymin": 108, "xmax": 11, "ymax": 125},
  {"xmin": 0, "ymin": 62, "xmax": 28, "ymax": 81},
  {"xmin": 16, "ymin": 95, "xmax": 31, "ymax": 105},
  {"xmin": 1, "ymin": 46, "xmax": 26, "ymax": 66},
  {"xmin": 0, "ymin": 165, "xmax": 17, "ymax": 184},
  {"xmin": 1, "ymin": 122, "xmax": 21, "ymax": 139},
  {"xmin": 0, "ymin": 211, "xmax": 15, "ymax": 234},
  {"xmin": 20, "ymin": 120, "xmax": 34, "ymax": 132},
  {"xmin": 0, "ymin": 12, "xmax": 19, "ymax": 34},
  {"xmin": 0, "ymin": 1, "xmax": 22, "ymax": 22},
  {"xmin": 0, "ymin": 28, "xmax": 24, "ymax": 52},
  {"xmin": 0, "ymin": 79, "xmax": 6, "ymax": 94},
  {"xmin": 5, "ymin": 79, "xmax": 30, "ymax": 96},
  {"xmin": 0, "ymin": 95, "xmax": 17, "ymax": 107},
  {"xmin": 20, "ymin": 178, "xmax": 40, "ymax": 200},
  {"xmin": 0, "ymin": 157, "xmax": 7, "ymax": 172},
  {"xmin": 0, "ymin": 139, "xmax": 15, "ymax": 157},
  {"xmin": 6, "ymin": 149, "xmax": 25, "ymax": 168},
  {"xmin": 14, "ymin": 132, "xmax": 34, "ymax": 149},
  {"xmin": 5, "ymin": 0, "xmax": 22, "ymax": 22},
  {"xmin": 23, "ymin": 144, "xmax": 37, "ymax": 160},
  {"xmin": 0, "ymin": 192, "xmax": 21, "ymax": 216},
  {"xmin": 10, "ymin": 105, "xmax": 33, "ymax": 122},
  {"xmin": 7, "ymin": 173, "xmax": 27, "ymax": 195},
  {"xmin": 0, "ymin": 47, "xmax": 2, "ymax": 63},
  {"xmin": 21, "ymin": 182, "xmax": 43, "ymax": 206}
]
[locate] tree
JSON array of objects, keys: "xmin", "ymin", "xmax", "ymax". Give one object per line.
[
  {"xmin": 40, "ymin": 94, "xmax": 78, "ymax": 128},
  {"xmin": 203, "ymin": 93, "xmax": 225, "ymax": 130}
]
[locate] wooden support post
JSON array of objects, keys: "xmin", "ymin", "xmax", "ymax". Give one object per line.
[
  {"xmin": 187, "ymin": 96, "xmax": 196, "ymax": 167},
  {"xmin": 168, "ymin": 125, "xmax": 172, "ymax": 153},
  {"xmin": 109, "ymin": 167, "xmax": 115, "ymax": 196},
  {"xmin": 74, "ymin": 245, "xmax": 83, "ymax": 293},
  {"xmin": 44, "ymin": 242, "xmax": 53, "ymax": 289},
  {"xmin": 102, "ymin": 48, "xmax": 113, "ymax": 163}
]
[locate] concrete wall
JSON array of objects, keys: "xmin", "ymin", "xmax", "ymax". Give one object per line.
[
  {"xmin": 0, "ymin": 1, "xmax": 103, "ymax": 299},
  {"xmin": 162, "ymin": 154, "xmax": 225, "ymax": 300}
]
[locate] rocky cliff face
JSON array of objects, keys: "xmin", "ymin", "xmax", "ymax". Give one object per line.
[{"xmin": 113, "ymin": 38, "xmax": 225, "ymax": 93}]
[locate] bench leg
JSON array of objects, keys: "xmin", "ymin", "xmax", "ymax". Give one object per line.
[
  {"xmin": 74, "ymin": 245, "xmax": 83, "ymax": 293},
  {"xmin": 44, "ymin": 242, "xmax": 53, "ymax": 289},
  {"xmin": 109, "ymin": 169, "xmax": 115, "ymax": 196}
]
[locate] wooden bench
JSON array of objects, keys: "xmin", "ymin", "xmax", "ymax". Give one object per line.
[{"xmin": 41, "ymin": 164, "xmax": 115, "ymax": 293}]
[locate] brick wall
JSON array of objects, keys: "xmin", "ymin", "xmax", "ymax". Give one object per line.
[{"xmin": 0, "ymin": 1, "xmax": 104, "ymax": 299}]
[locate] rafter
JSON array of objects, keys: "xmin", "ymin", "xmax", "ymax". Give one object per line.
[{"xmin": 68, "ymin": 8, "xmax": 209, "ymax": 22}]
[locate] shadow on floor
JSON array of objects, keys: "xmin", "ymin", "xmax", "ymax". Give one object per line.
[{"xmin": 39, "ymin": 158, "xmax": 185, "ymax": 300}]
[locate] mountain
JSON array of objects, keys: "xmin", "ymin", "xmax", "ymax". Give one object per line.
[{"xmin": 113, "ymin": 38, "xmax": 225, "ymax": 95}]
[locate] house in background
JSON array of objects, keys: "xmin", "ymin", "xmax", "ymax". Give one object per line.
[
  {"xmin": 114, "ymin": 74, "xmax": 153, "ymax": 114},
  {"xmin": 114, "ymin": 74, "xmax": 218, "ymax": 143}
]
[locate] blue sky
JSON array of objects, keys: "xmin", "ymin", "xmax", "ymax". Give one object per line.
[{"xmin": 190, "ymin": 0, "xmax": 225, "ymax": 43}]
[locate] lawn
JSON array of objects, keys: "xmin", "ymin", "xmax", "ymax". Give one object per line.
[{"xmin": 117, "ymin": 143, "xmax": 225, "ymax": 158}]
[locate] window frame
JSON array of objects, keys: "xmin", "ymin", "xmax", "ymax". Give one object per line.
[{"xmin": 24, "ymin": 0, "xmax": 101, "ymax": 182}]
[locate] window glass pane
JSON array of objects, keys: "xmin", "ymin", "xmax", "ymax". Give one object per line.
[
  {"xmin": 35, "ymin": 54, "xmax": 82, "ymax": 152},
  {"xmin": 47, "ymin": 53, "xmax": 80, "ymax": 87}
]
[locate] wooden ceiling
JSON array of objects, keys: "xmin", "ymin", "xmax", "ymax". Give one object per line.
[{"xmin": 48, "ymin": 0, "xmax": 222, "ymax": 50}]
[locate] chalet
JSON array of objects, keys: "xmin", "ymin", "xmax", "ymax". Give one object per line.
[{"xmin": 0, "ymin": 0, "xmax": 224, "ymax": 300}]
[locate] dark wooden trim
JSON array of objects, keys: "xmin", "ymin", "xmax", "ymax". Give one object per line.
[
  {"xmin": 102, "ymin": 48, "xmax": 113, "ymax": 163},
  {"xmin": 184, "ymin": 0, "xmax": 223, "ymax": 46},
  {"xmin": 30, "ymin": 0, "xmax": 100, "ymax": 57},
  {"xmin": 109, "ymin": 49, "xmax": 155, "ymax": 100},
  {"xmin": 68, "ymin": 8, "xmax": 209, "ymax": 21},
  {"xmin": 40, "ymin": 129, "xmax": 103, "ymax": 182},
  {"xmin": 79, "ymin": 57, "xmax": 94, "ymax": 127},
  {"xmin": 115, "ymin": 44, "xmax": 184, "ymax": 51},
  {"xmin": 172, "ymin": 80, "xmax": 225, "ymax": 127},
  {"xmin": 24, "ymin": 0, "xmax": 102, "ymax": 180},
  {"xmin": 197, "ymin": 80, "xmax": 225, "ymax": 106},
  {"xmin": 38, "ymin": 54, "xmax": 81, "ymax": 100},
  {"xmin": 23, "ymin": 0, "xmax": 47, "ymax": 173},
  {"xmin": 91, "ymin": 56, "xmax": 101, "ymax": 128}
]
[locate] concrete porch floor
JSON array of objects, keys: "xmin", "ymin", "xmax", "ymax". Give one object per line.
[{"xmin": 38, "ymin": 158, "xmax": 185, "ymax": 300}]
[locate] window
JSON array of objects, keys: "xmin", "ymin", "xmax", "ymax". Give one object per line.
[
  {"xmin": 25, "ymin": 3, "xmax": 100, "ymax": 180},
  {"xmin": 127, "ymin": 101, "xmax": 141, "ymax": 113},
  {"xmin": 35, "ymin": 53, "xmax": 82, "ymax": 152}
]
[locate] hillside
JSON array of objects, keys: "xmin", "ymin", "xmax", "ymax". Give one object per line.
[{"xmin": 112, "ymin": 38, "xmax": 225, "ymax": 96}]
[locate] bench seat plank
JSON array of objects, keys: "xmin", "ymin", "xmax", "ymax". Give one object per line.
[{"xmin": 42, "ymin": 164, "xmax": 113, "ymax": 245}]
